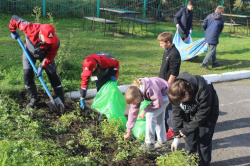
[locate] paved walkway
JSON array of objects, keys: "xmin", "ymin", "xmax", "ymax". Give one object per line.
[{"xmin": 211, "ymin": 79, "xmax": 250, "ymax": 165}]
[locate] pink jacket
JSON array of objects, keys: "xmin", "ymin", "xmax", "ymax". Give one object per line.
[{"xmin": 126, "ymin": 77, "xmax": 170, "ymax": 133}]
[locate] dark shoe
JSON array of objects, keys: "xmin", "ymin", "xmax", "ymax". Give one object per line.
[
  {"xmin": 212, "ymin": 63, "xmax": 223, "ymax": 68},
  {"xmin": 26, "ymin": 84, "xmax": 37, "ymax": 108},
  {"xmin": 200, "ymin": 63, "xmax": 210, "ymax": 70},
  {"xmin": 54, "ymin": 87, "xmax": 65, "ymax": 104},
  {"xmin": 27, "ymin": 98, "xmax": 37, "ymax": 108}
]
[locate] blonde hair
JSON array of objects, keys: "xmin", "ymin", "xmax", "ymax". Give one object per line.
[
  {"xmin": 215, "ymin": 6, "xmax": 224, "ymax": 13},
  {"xmin": 157, "ymin": 32, "xmax": 173, "ymax": 43},
  {"xmin": 124, "ymin": 78, "xmax": 142, "ymax": 104}
]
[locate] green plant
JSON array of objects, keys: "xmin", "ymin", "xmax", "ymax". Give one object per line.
[
  {"xmin": 78, "ymin": 129, "xmax": 103, "ymax": 152},
  {"xmin": 99, "ymin": 118, "xmax": 122, "ymax": 138},
  {"xmin": 156, "ymin": 150, "xmax": 199, "ymax": 166},
  {"xmin": 32, "ymin": 6, "xmax": 42, "ymax": 23}
]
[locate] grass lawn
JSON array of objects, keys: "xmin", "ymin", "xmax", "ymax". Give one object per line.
[
  {"xmin": 0, "ymin": 13, "xmax": 249, "ymax": 165},
  {"xmin": 0, "ymin": 13, "xmax": 250, "ymax": 96}
]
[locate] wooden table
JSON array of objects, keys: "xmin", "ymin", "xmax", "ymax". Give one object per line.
[
  {"xmin": 99, "ymin": 8, "xmax": 140, "ymax": 34},
  {"xmin": 222, "ymin": 13, "xmax": 250, "ymax": 35}
]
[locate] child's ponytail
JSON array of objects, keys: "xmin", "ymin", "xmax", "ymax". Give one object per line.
[{"xmin": 132, "ymin": 78, "xmax": 143, "ymax": 88}]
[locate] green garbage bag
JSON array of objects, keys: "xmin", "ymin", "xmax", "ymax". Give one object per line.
[
  {"xmin": 91, "ymin": 81, "xmax": 127, "ymax": 131},
  {"xmin": 132, "ymin": 100, "xmax": 152, "ymax": 142}
]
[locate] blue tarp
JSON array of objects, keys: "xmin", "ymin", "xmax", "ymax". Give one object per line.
[{"xmin": 173, "ymin": 29, "xmax": 208, "ymax": 61}]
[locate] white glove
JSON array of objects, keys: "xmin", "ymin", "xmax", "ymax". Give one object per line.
[
  {"xmin": 189, "ymin": 30, "xmax": 192, "ymax": 34},
  {"xmin": 171, "ymin": 138, "xmax": 180, "ymax": 152}
]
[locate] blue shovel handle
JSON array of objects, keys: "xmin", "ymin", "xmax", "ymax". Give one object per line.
[{"xmin": 17, "ymin": 37, "xmax": 53, "ymax": 99}]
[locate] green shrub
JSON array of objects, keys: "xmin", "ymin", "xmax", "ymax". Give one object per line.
[{"xmin": 156, "ymin": 150, "xmax": 199, "ymax": 166}]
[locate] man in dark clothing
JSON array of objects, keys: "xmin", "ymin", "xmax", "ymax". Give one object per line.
[
  {"xmin": 157, "ymin": 32, "xmax": 181, "ymax": 140},
  {"xmin": 174, "ymin": 1, "xmax": 195, "ymax": 41},
  {"xmin": 9, "ymin": 15, "xmax": 64, "ymax": 108},
  {"xmin": 169, "ymin": 72, "xmax": 219, "ymax": 166},
  {"xmin": 200, "ymin": 6, "xmax": 225, "ymax": 70}
]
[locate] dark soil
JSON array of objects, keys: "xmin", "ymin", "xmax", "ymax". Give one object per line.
[{"xmin": 19, "ymin": 88, "xmax": 157, "ymax": 166}]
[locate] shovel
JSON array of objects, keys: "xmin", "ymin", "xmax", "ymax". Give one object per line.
[{"xmin": 17, "ymin": 37, "xmax": 65, "ymax": 115}]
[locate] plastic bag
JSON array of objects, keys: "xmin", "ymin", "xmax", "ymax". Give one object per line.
[
  {"xmin": 173, "ymin": 28, "xmax": 208, "ymax": 61},
  {"xmin": 91, "ymin": 81, "xmax": 127, "ymax": 131},
  {"xmin": 132, "ymin": 100, "xmax": 152, "ymax": 142}
]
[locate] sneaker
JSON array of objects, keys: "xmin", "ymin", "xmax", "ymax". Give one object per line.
[
  {"xmin": 200, "ymin": 63, "xmax": 210, "ymax": 70},
  {"xmin": 166, "ymin": 129, "xmax": 174, "ymax": 140},
  {"xmin": 139, "ymin": 143, "xmax": 155, "ymax": 151},
  {"xmin": 212, "ymin": 63, "xmax": 223, "ymax": 68},
  {"xmin": 154, "ymin": 141, "xmax": 167, "ymax": 149}
]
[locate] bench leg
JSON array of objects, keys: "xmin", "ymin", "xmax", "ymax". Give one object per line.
[
  {"xmin": 128, "ymin": 21, "xmax": 130, "ymax": 33},
  {"xmin": 83, "ymin": 18, "xmax": 85, "ymax": 30},
  {"xmin": 141, "ymin": 23, "xmax": 143, "ymax": 36},
  {"xmin": 146, "ymin": 24, "xmax": 148, "ymax": 36},
  {"xmin": 154, "ymin": 23, "xmax": 156, "ymax": 36}
]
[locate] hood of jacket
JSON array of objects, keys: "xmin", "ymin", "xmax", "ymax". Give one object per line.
[
  {"xmin": 175, "ymin": 72, "xmax": 199, "ymax": 96},
  {"xmin": 208, "ymin": 12, "xmax": 224, "ymax": 21}
]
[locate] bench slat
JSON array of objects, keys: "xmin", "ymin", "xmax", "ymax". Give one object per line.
[
  {"xmin": 224, "ymin": 23, "xmax": 241, "ymax": 26},
  {"xmin": 119, "ymin": 17, "xmax": 155, "ymax": 24},
  {"xmin": 84, "ymin": 17, "xmax": 119, "ymax": 24}
]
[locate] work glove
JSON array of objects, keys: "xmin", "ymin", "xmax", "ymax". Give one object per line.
[
  {"xmin": 110, "ymin": 75, "xmax": 116, "ymax": 82},
  {"xmin": 80, "ymin": 98, "xmax": 85, "ymax": 109},
  {"xmin": 11, "ymin": 32, "xmax": 20, "ymax": 39},
  {"xmin": 189, "ymin": 30, "xmax": 192, "ymax": 34},
  {"xmin": 171, "ymin": 137, "xmax": 180, "ymax": 152},
  {"xmin": 37, "ymin": 66, "xmax": 44, "ymax": 77}
]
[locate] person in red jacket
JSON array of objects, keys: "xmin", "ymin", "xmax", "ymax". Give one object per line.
[
  {"xmin": 9, "ymin": 15, "xmax": 64, "ymax": 108},
  {"xmin": 80, "ymin": 53, "xmax": 119, "ymax": 109}
]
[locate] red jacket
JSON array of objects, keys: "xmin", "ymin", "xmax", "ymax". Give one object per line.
[
  {"xmin": 9, "ymin": 15, "xmax": 59, "ymax": 68},
  {"xmin": 81, "ymin": 53, "xmax": 119, "ymax": 89}
]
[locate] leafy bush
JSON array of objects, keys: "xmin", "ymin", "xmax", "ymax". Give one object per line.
[{"xmin": 156, "ymin": 150, "xmax": 199, "ymax": 166}]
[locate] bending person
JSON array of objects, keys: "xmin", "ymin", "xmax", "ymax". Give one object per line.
[
  {"xmin": 80, "ymin": 53, "xmax": 119, "ymax": 109},
  {"xmin": 169, "ymin": 72, "xmax": 219, "ymax": 165}
]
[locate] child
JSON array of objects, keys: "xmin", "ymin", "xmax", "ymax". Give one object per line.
[
  {"xmin": 157, "ymin": 32, "xmax": 181, "ymax": 140},
  {"xmin": 124, "ymin": 77, "xmax": 170, "ymax": 151},
  {"xmin": 174, "ymin": 1, "xmax": 195, "ymax": 41},
  {"xmin": 169, "ymin": 72, "xmax": 219, "ymax": 165},
  {"xmin": 200, "ymin": 6, "xmax": 225, "ymax": 70},
  {"xmin": 9, "ymin": 15, "xmax": 64, "ymax": 108},
  {"xmin": 80, "ymin": 53, "xmax": 119, "ymax": 110}
]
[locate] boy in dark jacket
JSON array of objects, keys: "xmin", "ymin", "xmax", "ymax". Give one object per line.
[
  {"xmin": 200, "ymin": 6, "xmax": 225, "ymax": 70},
  {"xmin": 9, "ymin": 15, "xmax": 64, "ymax": 108},
  {"xmin": 169, "ymin": 72, "xmax": 219, "ymax": 165},
  {"xmin": 174, "ymin": 1, "xmax": 195, "ymax": 41},
  {"xmin": 157, "ymin": 32, "xmax": 181, "ymax": 140}
]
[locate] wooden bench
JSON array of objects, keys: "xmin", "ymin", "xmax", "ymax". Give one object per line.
[
  {"xmin": 83, "ymin": 17, "xmax": 119, "ymax": 35},
  {"xmin": 224, "ymin": 22, "xmax": 243, "ymax": 35},
  {"xmin": 119, "ymin": 17, "xmax": 156, "ymax": 36}
]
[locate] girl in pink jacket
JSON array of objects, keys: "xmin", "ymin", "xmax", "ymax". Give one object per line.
[{"xmin": 124, "ymin": 77, "xmax": 170, "ymax": 151}]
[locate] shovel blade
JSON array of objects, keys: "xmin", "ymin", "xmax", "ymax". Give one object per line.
[{"xmin": 47, "ymin": 97, "xmax": 65, "ymax": 115}]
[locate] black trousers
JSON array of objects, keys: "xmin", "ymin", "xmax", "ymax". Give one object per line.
[
  {"xmin": 181, "ymin": 33, "xmax": 189, "ymax": 41},
  {"xmin": 184, "ymin": 122, "xmax": 217, "ymax": 166}
]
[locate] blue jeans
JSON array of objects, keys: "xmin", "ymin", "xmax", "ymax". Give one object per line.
[
  {"xmin": 202, "ymin": 44, "xmax": 217, "ymax": 65},
  {"xmin": 165, "ymin": 103, "xmax": 173, "ymax": 130}
]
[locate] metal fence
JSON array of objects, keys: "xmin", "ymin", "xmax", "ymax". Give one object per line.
[{"xmin": 0, "ymin": 0, "xmax": 247, "ymax": 21}]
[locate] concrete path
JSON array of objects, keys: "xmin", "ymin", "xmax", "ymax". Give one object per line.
[{"xmin": 211, "ymin": 79, "xmax": 250, "ymax": 166}]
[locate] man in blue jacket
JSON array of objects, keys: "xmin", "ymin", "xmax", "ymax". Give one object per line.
[
  {"xmin": 174, "ymin": 1, "xmax": 195, "ymax": 41},
  {"xmin": 200, "ymin": 6, "xmax": 225, "ymax": 70}
]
